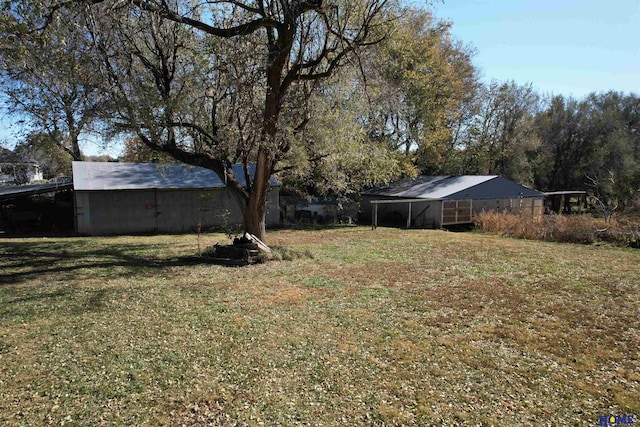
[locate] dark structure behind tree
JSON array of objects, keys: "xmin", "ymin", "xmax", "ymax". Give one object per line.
[
  {"xmin": 0, "ymin": 182, "xmax": 74, "ymax": 233},
  {"xmin": 543, "ymin": 191, "xmax": 587, "ymax": 215}
]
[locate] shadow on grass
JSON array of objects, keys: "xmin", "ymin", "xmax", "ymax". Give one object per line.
[{"xmin": 0, "ymin": 238, "xmax": 213, "ymax": 286}]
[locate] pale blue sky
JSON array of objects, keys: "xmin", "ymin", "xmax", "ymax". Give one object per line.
[{"xmin": 431, "ymin": 0, "xmax": 640, "ymax": 98}]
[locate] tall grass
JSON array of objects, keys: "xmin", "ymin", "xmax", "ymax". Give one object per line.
[{"xmin": 475, "ymin": 211, "xmax": 640, "ymax": 246}]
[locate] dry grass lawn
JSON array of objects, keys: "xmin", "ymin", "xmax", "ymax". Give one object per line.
[{"xmin": 0, "ymin": 227, "xmax": 638, "ymax": 426}]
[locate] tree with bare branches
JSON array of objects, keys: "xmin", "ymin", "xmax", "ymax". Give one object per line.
[
  {"xmin": 3, "ymin": 0, "xmax": 396, "ymax": 240},
  {"xmin": 83, "ymin": 0, "xmax": 396, "ymax": 241},
  {"xmin": 0, "ymin": 3, "xmax": 107, "ymax": 160}
]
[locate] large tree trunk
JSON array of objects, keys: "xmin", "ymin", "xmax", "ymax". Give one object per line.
[
  {"xmin": 243, "ymin": 29, "xmax": 289, "ymax": 242},
  {"xmin": 243, "ymin": 147, "xmax": 273, "ymax": 242},
  {"xmin": 243, "ymin": 203, "xmax": 266, "ymax": 242}
]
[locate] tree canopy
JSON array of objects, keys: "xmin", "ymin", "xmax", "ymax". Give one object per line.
[
  {"xmin": 1, "ymin": 0, "xmax": 638, "ymax": 233},
  {"xmin": 3, "ymin": 0, "xmax": 403, "ymax": 240},
  {"xmin": 0, "ymin": 1, "xmax": 107, "ymax": 160}
]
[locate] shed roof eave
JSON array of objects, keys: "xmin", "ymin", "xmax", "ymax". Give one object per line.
[
  {"xmin": 442, "ymin": 194, "xmax": 544, "ymax": 200},
  {"xmin": 368, "ymin": 198, "xmax": 441, "ymax": 205},
  {"xmin": 74, "ymin": 184, "xmax": 282, "ymax": 192},
  {"xmin": 543, "ymin": 191, "xmax": 587, "ymax": 196}
]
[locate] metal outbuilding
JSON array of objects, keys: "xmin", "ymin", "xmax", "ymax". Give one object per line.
[
  {"xmin": 72, "ymin": 161, "xmax": 280, "ymax": 235},
  {"xmin": 361, "ymin": 175, "xmax": 544, "ymax": 229}
]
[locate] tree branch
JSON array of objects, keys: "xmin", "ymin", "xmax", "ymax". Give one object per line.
[
  {"xmin": 138, "ymin": 131, "xmax": 249, "ymax": 199},
  {"xmin": 204, "ymin": 0, "xmax": 262, "ymax": 15},
  {"xmin": 168, "ymin": 121, "xmax": 218, "ymax": 145},
  {"xmin": 130, "ymin": 0, "xmax": 279, "ymax": 37}
]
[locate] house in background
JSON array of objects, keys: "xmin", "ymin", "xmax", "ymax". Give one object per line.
[
  {"xmin": 0, "ymin": 161, "xmax": 44, "ymax": 184},
  {"xmin": 72, "ymin": 161, "xmax": 280, "ymax": 235},
  {"xmin": 361, "ymin": 175, "xmax": 544, "ymax": 229}
]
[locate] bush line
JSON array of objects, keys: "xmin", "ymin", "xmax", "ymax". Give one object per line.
[{"xmin": 474, "ymin": 212, "xmax": 640, "ymax": 247}]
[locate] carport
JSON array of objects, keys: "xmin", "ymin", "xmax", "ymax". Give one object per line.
[
  {"xmin": 0, "ymin": 182, "xmax": 74, "ymax": 232},
  {"xmin": 362, "ymin": 175, "xmax": 544, "ymax": 229}
]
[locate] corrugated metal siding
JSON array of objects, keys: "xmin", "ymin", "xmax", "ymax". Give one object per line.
[
  {"xmin": 75, "ymin": 190, "xmax": 159, "ymax": 235},
  {"xmin": 75, "ymin": 188, "xmax": 280, "ymax": 236}
]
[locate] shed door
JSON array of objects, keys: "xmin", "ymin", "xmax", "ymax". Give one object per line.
[{"xmin": 442, "ymin": 200, "xmax": 472, "ymax": 226}]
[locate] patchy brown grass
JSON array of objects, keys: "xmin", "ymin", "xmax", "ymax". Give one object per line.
[
  {"xmin": 475, "ymin": 211, "xmax": 640, "ymax": 246},
  {"xmin": 0, "ymin": 228, "xmax": 638, "ymax": 426}
]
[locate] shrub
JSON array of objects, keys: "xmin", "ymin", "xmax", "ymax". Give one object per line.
[{"xmin": 474, "ymin": 211, "xmax": 639, "ymax": 247}]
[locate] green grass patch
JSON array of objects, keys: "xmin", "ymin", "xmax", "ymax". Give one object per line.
[
  {"xmin": 0, "ymin": 228, "xmax": 638, "ymax": 425},
  {"xmin": 298, "ymin": 275, "xmax": 344, "ymax": 289}
]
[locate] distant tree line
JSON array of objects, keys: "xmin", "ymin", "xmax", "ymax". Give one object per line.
[
  {"xmin": 1, "ymin": 1, "xmax": 638, "ymax": 237},
  {"xmin": 448, "ymin": 86, "xmax": 639, "ymax": 212}
]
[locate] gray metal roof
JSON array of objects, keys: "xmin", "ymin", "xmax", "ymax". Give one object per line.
[
  {"xmin": 362, "ymin": 175, "xmax": 543, "ymax": 200},
  {"xmin": 72, "ymin": 161, "xmax": 280, "ymax": 191}
]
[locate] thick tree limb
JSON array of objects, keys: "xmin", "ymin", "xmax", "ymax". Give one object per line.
[{"xmin": 130, "ymin": 0, "xmax": 280, "ymax": 37}]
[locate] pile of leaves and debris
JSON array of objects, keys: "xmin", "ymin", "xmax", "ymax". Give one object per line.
[{"xmin": 203, "ymin": 233, "xmax": 271, "ymax": 266}]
